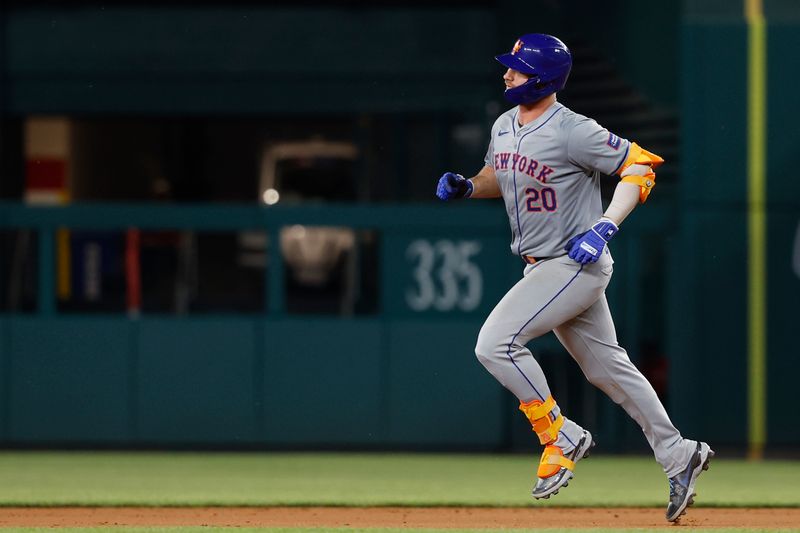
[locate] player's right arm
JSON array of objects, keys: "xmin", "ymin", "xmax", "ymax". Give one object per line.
[{"xmin": 435, "ymin": 165, "xmax": 501, "ymax": 201}]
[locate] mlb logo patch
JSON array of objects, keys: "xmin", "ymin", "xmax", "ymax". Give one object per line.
[{"xmin": 607, "ymin": 133, "xmax": 621, "ymax": 150}]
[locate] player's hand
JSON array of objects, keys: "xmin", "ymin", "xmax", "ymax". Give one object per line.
[
  {"xmin": 564, "ymin": 218, "xmax": 619, "ymax": 264},
  {"xmin": 436, "ymin": 172, "xmax": 473, "ymax": 201}
]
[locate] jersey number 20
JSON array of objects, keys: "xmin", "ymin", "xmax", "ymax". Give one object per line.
[{"xmin": 525, "ymin": 187, "xmax": 557, "ymax": 212}]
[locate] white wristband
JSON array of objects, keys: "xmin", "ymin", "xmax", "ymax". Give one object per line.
[{"xmin": 603, "ymin": 182, "xmax": 640, "ymax": 225}]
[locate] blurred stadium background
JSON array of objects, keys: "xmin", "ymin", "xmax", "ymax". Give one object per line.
[{"xmin": 0, "ymin": 0, "xmax": 798, "ymax": 464}]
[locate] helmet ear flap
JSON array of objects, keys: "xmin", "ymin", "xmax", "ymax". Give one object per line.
[{"xmin": 504, "ymin": 74, "xmax": 563, "ymax": 105}]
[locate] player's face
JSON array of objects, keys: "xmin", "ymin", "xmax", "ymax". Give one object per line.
[{"xmin": 503, "ymin": 68, "xmax": 530, "ymax": 89}]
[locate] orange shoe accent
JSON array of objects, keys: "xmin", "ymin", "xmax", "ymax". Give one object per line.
[
  {"xmin": 519, "ymin": 396, "xmax": 564, "ymax": 445},
  {"xmin": 537, "ymin": 445, "xmax": 576, "ymax": 478}
]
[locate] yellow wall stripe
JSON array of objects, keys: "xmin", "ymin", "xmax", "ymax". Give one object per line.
[
  {"xmin": 745, "ymin": 0, "xmax": 767, "ymax": 460},
  {"xmin": 745, "ymin": 0, "xmax": 762, "ymax": 20}
]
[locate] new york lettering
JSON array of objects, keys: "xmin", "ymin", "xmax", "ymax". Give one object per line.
[{"xmin": 494, "ymin": 152, "xmax": 554, "ymax": 183}]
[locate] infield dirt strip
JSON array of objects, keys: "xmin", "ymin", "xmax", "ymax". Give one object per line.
[{"xmin": 2, "ymin": 507, "xmax": 800, "ymax": 529}]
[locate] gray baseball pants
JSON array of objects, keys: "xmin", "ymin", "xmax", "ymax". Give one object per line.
[{"xmin": 474, "ymin": 250, "xmax": 695, "ymax": 477}]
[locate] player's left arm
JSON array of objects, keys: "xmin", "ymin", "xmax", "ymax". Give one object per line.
[
  {"xmin": 604, "ymin": 155, "xmax": 663, "ymax": 225},
  {"xmin": 570, "ymin": 162, "xmax": 656, "ymax": 263},
  {"xmin": 565, "ymin": 122, "xmax": 664, "ymax": 264}
]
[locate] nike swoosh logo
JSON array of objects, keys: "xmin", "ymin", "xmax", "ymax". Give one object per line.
[{"xmin": 498, "ymin": 131, "xmax": 510, "ymax": 136}]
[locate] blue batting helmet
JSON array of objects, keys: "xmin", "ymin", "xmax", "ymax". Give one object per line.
[{"xmin": 495, "ymin": 34, "xmax": 572, "ymax": 105}]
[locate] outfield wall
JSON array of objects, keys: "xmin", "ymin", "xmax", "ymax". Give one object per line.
[{"xmin": 0, "ymin": 203, "xmax": 670, "ymax": 451}]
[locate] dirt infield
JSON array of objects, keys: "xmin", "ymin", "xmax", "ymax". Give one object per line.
[{"xmin": 1, "ymin": 507, "xmax": 800, "ymax": 529}]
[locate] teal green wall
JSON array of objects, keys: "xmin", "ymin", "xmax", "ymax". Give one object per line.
[
  {"xmin": 672, "ymin": 3, "xmax": 800, "ymax": 448},
  {"xmin": 7, "ymin": 318, "xmax": 132, "ymax": 442},
  {"xmin": 138, "ymin": 319, "xmax": 258, "ymax": 444},
  {"xmin": 765, "ymin": 17, "xmax": 800, "ymax": 445},
  {"xmin": 5, "ymin": 7, "xmax": 498, "ymax": 114},
  {"xmin": 0, "ymin": 316, "xmax": 508, "ymax": 448},
  {"xmin": 4, "ymin": 4, "xmax": 685, "ymax": 113},
  {"xmin": 671, "ymin": 15, "xmax": 749, "ymax": 445},
  {"xmin": 0, "ymin": 202, "xmax": 669, "ymax": 449},
  {"xmin": 570, "ymin": 0, "xmax": 681, "ymax": 108}
]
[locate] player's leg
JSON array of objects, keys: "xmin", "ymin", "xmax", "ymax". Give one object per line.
[
  {"xmin": 553, "ymin": 295, "xmax": 713, "ymax": 519},
  {"xmin": 553, "ymin": 294, "xmax": 694, "ymax": 473},
  {"xmin": 475, "ymin": 258, "xmax": 602, "ymax": 442},
  {"xmin": 475, "ymin": 257, "xmax": 603, "ymax": 497}
]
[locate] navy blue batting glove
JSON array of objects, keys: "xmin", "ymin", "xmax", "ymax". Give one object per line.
[
  {"xmin": 565, "ymin": 218, "xmax": 619, "ymax": 264},
  {"xmin": 436, "ymin": 172, "xmax": 473, "ymax": 201}
]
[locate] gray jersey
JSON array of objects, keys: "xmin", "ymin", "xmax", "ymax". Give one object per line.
[{"xmin": 484, "ymin": 101, "xmax": 630, "ymax": 258}]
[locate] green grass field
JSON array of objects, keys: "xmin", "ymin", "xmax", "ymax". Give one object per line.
[
  {"xmin": 1, "ymin": 451, "xmax": 798, "ymax": 507},
  {"xmin": 1, "ymin": 452, "xmax": 799, "ymax": 532}
]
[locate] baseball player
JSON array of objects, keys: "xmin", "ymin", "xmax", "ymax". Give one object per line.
[{"xmin": 435, "ymin": 34, "xmax": 712, "ymax": 522}]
